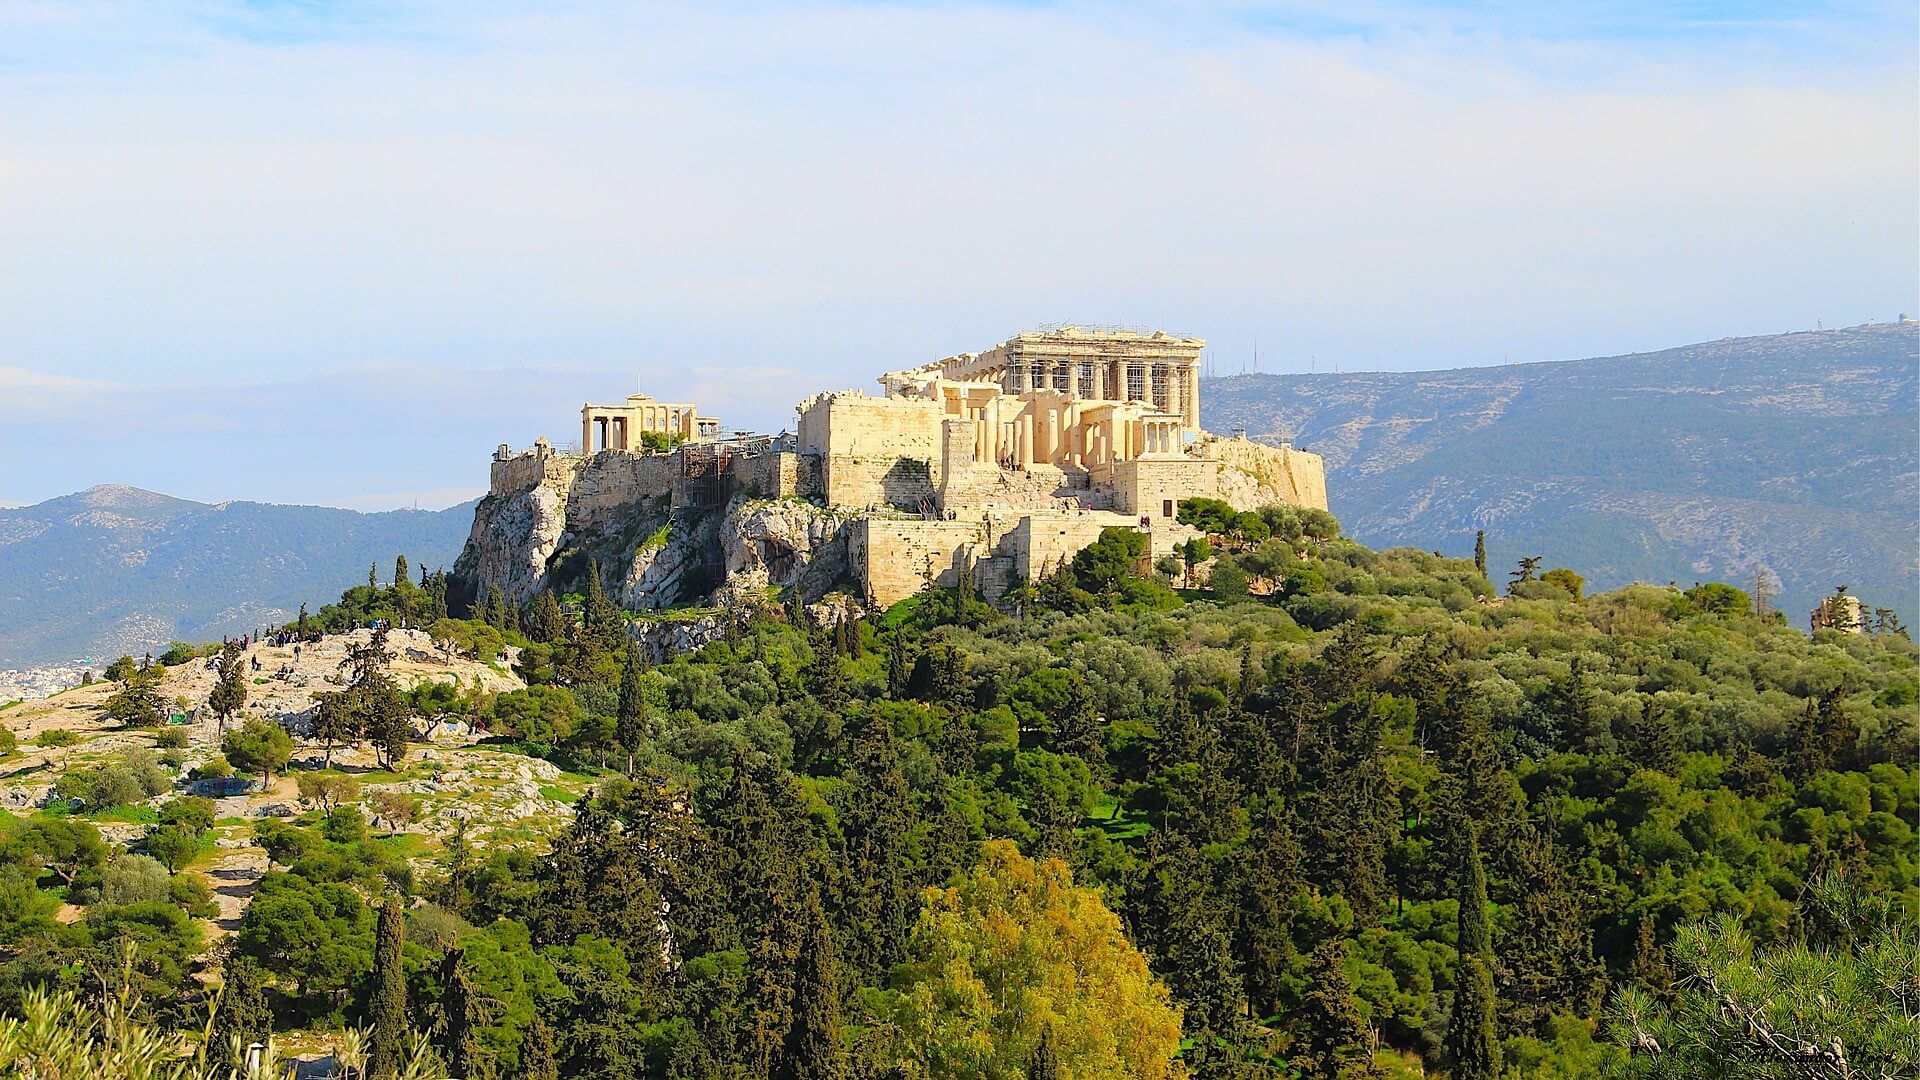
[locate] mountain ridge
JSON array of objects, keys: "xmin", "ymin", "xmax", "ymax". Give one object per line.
[
  {"xmin": 1200, "ymin": 321, "xmax": 1917, "ymax": 624},
  {"xmin": 0, "ymin": 486, "xmax": 475, "ymax": 667}
]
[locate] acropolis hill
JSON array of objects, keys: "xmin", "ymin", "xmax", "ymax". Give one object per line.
[{"xmin": 451, "ymin": 327, "xmax": 1327, "ymax": 626}]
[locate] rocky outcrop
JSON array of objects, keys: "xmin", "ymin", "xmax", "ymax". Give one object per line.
[
  {"xmin": 720, "ymin": 500, "xmax": 853, "ymax": 600},
  {"xmin": 456, "ymin": 484, "xmax": 571, "ymax": 605},
  {"xmin": 622, "ymin": 513, "xmax": 720, "ymax": 609}
]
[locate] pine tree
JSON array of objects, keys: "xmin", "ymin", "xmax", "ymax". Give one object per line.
[
  {"xmin": 209, "ymin": 954, "xmax": 273, "ymax": 1067},
  {"xmin": 779, "ymin": 892, "xmax": 849, "ymax": 1080},
  {"xmin": 1473, "ymin": 530, "xmax": 1487, "ymax": 577},
  {"xmin": 440, "ymin": 947, "xmax": 484, "ymax": 1080},
  {"xmin": 1297, "ymin": 939, "xmax": 1373, "ymax": 1079},
  {"xmin": 1445, "ymin": 822, "xmax": 1501, "ymax": 1080},
  {"xmin": 369, "ymin": 897, "xmax": 408, "ymax": 1079}
]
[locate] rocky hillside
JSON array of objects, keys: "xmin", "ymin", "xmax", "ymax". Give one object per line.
[
  {"xmin": 0, "ymin": 486, "xmax": 474, "ymax": 666},
  {"xmin": 1201, "ymin": 322, "xmax": 1918, "ymax": 623}
]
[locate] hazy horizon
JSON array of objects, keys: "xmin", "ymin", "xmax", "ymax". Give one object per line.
[{"xmin": 3, "ymin": 1, "xmax": 1914, "ymax": 509}]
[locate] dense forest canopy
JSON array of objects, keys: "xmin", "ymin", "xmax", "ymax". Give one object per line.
[{"xmin": 0, "ymin": 507, "xmax": 1913, "ymax": 1079}]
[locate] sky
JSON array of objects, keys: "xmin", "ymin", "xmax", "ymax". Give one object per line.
[{"xmin": 1, "ymin": 0, "xmax": 1914, "ymax": 510}]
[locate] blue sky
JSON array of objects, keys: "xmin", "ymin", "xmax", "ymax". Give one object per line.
[{"xmin": 2, "ymin": 1, "xmax": 1914, "ymax": 509}]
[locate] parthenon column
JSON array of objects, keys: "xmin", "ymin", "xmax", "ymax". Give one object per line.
[{"xmin": 1184, "ymin": 366, "xmax": 1200, "ymax": 427}]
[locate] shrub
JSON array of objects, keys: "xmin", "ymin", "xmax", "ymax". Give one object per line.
[
  {"xmin": 189, "ymin": 755, "xmax": 233, "ymax": 781},
  {"xmin": 153, "ymin": 728, "xmax": 189, "ymax": 750},
  {"xmin": 34, "ymin": 729, "xmax": 80, "ymax": 748},
  {"xmin": 52, "ymin": 752, "xmax": 172, "ymax": 810},
  {"xmin": 101, "ymin": 854, "xmax": 172, "ymax": 906}
]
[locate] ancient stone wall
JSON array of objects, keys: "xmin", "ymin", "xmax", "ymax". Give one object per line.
[
  {"xmin": 728, "ymin": 450, "xmax": 804, "ymax": 502},
  {"xmin": 490, "ymin": 445, "xmax": 578, "ymax": 496},
  {"xmin": 1111, "ymin": 457, "xmax": 1218, "ymax": 519},
  {"xmin": 1193, "ymin": 436, "xmax": 1329, "ymax": 511},
  {"xmin": 849, "ymin": 518, "xmax": 990, "ymax": 606},
  {"xmin": 567, "ymin": 452, "xmax": 677, "ymax": 534}
]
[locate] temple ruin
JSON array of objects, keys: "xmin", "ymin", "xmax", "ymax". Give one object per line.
[
  {"xmin": 581, "ymin": 390, "xmax": 720, "ymax": 453},
  {"xmin": 474, "ymin": 327, "xmax": 1328, "ymax": 609}
]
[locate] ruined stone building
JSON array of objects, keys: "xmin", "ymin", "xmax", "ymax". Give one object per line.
[
  {"xmin": 1810, "ymin": 591, "xmax": 1866, "ymax": 634},
  {"xmin": 456, "ymin": 327, "xmax": 1328, "ymax": 622}
]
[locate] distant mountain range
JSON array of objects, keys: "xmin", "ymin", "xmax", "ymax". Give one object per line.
[
  {"xmin": 1201, "ymin": 322, "xmax": 1918, "ymax": 625},
  {"xmin": 4, "ymin": 323, "xmax": 1909, "ymax": 665},
  {"xmin": 0, "ymin": 486, "xmax": 474, "ymax": 667}
]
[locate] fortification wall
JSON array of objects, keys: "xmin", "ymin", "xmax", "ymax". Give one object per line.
[
  {"xmin": 1112, "ymin": 457, "xmax": 1217, "ymax": 518},
  {"xmin": 729, "ymin": 451, "xmax": 805, "ymax": 502},
  {"xmin": 491, "ymin": 446, "xmax": 578, "ymax": 496},
  {"xmin": 1195, "ymin": 436, "xmax": 1329, "ymax": 511},
  {"xmin": 567, "ymin": 452, "xmax": 678, "ymax": 533},
  {"xmin": 849, "ymin": 517, "xmax": 990, "ymax": 606},
  {"xmin": 823, "ymin": 455, "xmax": 936, "ymax": 511}
]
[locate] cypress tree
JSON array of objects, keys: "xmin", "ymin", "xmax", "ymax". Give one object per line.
[
  {"xmin": 1051, "ymin": 675, "xmax": 1105, "ymax": 767},
  {"xmin": 440, "ymin": 947, "xmax": 483, "ymax": 1080},
  {"xmin": 1499, "ymin": 823, "xmax": 1602, "ymax": 1033},
  {"xmin": 583, "ymin": 558, "xmax": 623, "ymax": 648},
  {"xmin": 1445, "ymin": 822, "xmax": 1501, "ymax": 1080},
  {"xmin": 297, "ymin": 603, "xmax": 310, "ymax": 640},
  {"xmin": 209, "ymin": 641, "xmax": 248, "ymax": 735},
  {"xmin": 1027, "ymin": 1026, "xmax": 1063, "ymax": 1080},
  {"xmin": 209, "ymin": 954, "xmax": 273, "ymax": 1066},
  {"xmin": 836, "ymin": 708, "xmax": 918, "ymax": 983},
  {"xmin": 930, "ymin": 644, "xmax": 971, "ymax": 713},
  {"xmin": 483, "ymin": 584, "xmax": 509, "ymax": 631},
  {"xmin": 369, "ymin": 897, "xmax": 408, "ymax": 1079},
  {"xmin": 520, "ymin": 1014, "xmax": 559, "ymax": 1080},
  {"xmin": 617, "ymin": 644, "xmax": 648, "ymax": 776},
  {"xmin": 427, "ymin": 572, "xmax": 449, "ymax": 622},
  {"xmin": 1297, "ymin": 939, "xmax": 1371, "ymax": 1080},
  {"xmin": 530, "ymin": 589, "xmax": 566, "ymax": 644},
  {"xmin": 1473, "ymin": 530, "xmax": 1487, "ymax": 577},
  {"xmin": 779, "ymin": 892, "xmax": 849, "ymax": 1080},
  {"xmin": 394, "ymin": 554, "xmax": 409, "ymax": 588},
  {"xmin": 369, "ymin": 562, "xmax": 380, "ymax": 593},
  {"xmin": 805, "ymin": 633, "xmax": 851, "ymax": 706},
  {"xmin": 886, "ymin": 631, "xmax": 911, "ymax": 699}
]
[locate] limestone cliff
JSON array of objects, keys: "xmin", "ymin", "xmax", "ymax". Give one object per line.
[{"xmin": 452, "ymin": 450, "xmax": 856, "ymax": 616}]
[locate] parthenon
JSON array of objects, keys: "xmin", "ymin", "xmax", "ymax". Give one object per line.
[
  {"xmin": 581, "ymin": 390, "xmax": 720, "ymax": 453},
  {"xmin": 918, "ymin": 327, "xmax": 1204, "ymax": 427}
]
